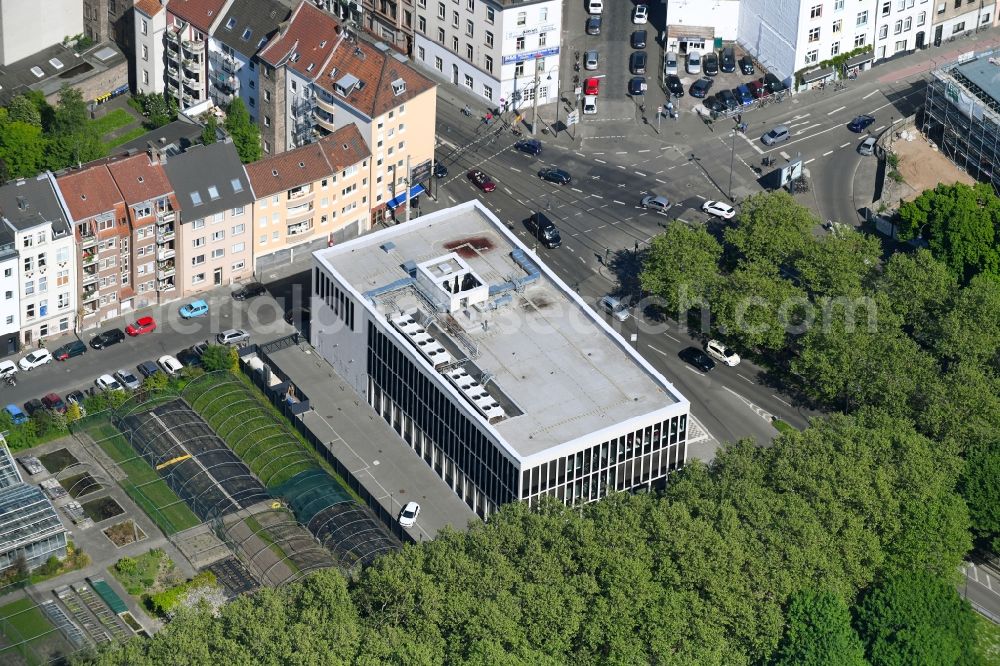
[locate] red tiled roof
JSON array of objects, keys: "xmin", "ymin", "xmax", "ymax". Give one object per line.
[
  {"xmin": 258, "ymin": 2, "xmax": 341, "ymax": 78},
  {"xmin": 56, "ymin": 165, "xmax": 124, "ymax": 221},
  {"xmin": 167, "ymin": 0, "xmax": 228, "ymax": 32},
  {"xmin": 106, "ymin": 154, "xmax": 174, "ymax": 205},
  {"xmin": 316, "ymin": 37, "xmax": 436, "ymax": 119},
  {"xmin": 135, "ymin": 0, "xmax": 164, "ymax": 17},
  {"xmin": 245, "ymin": 125, "xmax": 370, "ymax": 198}
]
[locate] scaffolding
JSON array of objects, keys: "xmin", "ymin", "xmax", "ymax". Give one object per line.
[{"xmin": 922, "ymin": 52, "xmax": 1000, "ymax": 193}]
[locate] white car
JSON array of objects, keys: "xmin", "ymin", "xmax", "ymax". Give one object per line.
[
  {"xmin": 217, "ymin": 329, "xmax": 250, "ymax": 346},
  {"xmin": 702, "ymin": 200, "xmax": 736, "ymax": 219},
  {"xmin": 706, "ymin": 340, "xmax": 741, "ymax": 367},
  {"xmin": 586, "ymin": 0, "xmax": 603, "ymax": 14},
  {"xmin": 640, "ymin": 195, "xmax": 671, "ymax": 213},
  {"xmin": 0, "ymin": 360, "xmax": 16, "ymax": 377},
  {"xmin": 399, "ymin": 501, "xmax": 420, "ymax": 528},
  {"xmin": 95, "ymin": 374, "xmax": 123, "ymax": 391},
  {"xmin": 632, "ymin": 4, "xmax": 648, "ymax": 23},
  {"xmin": 158, "ymin": 355, "xmax": 184, "ymax": 376},
  {"xmin": 583, "ymin": 95, "xmax": 597, "ymax": 115},
  {"xmin": 19, "ymin": 349, "xmax": 52, "ymax": 371},
  {"xmin": 687, "ymin": 50, "xmax": 702, "ymax": 75}
]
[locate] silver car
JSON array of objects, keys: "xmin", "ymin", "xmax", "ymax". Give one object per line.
[
  {"xmin": 217, "ymin": 328, "xmax": 250, "ymax": 345},
  {"xmin": 640, "ymin": 195, "xmax": 671, "ymax": 213},
  {"xmin": 858, "ymin": 136, "xmax": 877, "ymax": 155},
  {"xmin": 686, "ymin": 50, "xmax": 701, "ymax": 75},
  {"xmin": 584, "ymin": 50, "xmax": 599, "ymax": 71},
  {"xmin": 600, "ymin": 295, "xmax": 631, "ymax": 322},
  {"xmin": 664, "ymin": 51, "xmax": 678, "ymax": 76},
  {"xmin": 761, "ymin": 125, "xmax": 790, "ymax": 146},
  {"xmin": 114, "ymin": 368, "xmax": 141, "ymax": 391}
]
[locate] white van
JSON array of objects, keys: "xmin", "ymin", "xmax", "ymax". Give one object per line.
[{"xmin": 587, "ymin": 0, "xmax": 603, "ymax": 14}]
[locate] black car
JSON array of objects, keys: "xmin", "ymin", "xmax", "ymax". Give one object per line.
[
  {"xmin": 628, "ymin": 76, "xmax": 648, "ymax": 96},
  {"xmin": 679, "ymin": 347, "xmax": 716, "ymax": 372},
  {"xmin": 24, "ymin": 398, "xmax": 45, "ymax": 417},
  {"xmin": 703, "ymin": 53, "xmax": 719, "ymax": 76},
  {"xmin": 631, "ymin": 30, "xmax": 647, "ymax": 49},
  {"xmin": 848, "ymin": 114, "xmax": 876, "ymax": 132},
  {"xmin": 538, "ymin": 168, "xmax": 571, "ymax": 185},
  {"xmin": 690, "ymin": 77, "xmax": 713, "ymax": 98},
  {"xmin": 433, "ymin": 163, "xmax": 448, "ymax": 178},
  {"xmin": 514, "ymin": 139, "xmax": 543, "ymax": 155},
  {"xmin": 718, "ymin": 89, "xmax": 739, "ymax": 111},
  {"xmin": 137, "ymin": 360, "xmax": 160, "ymax": 378},
  {"xmin": 65, "ymin": 390, "xmax": 86, "ymax": 410},
  {"xmin": 90, "ymin": 328, "xmax": 125, "ymax": 350},
  {"xmin": 739, "ymin": 55, "xmax": 755, "ymax": 75},
  {"xmin": 629, "ymin": 51, "xmax": 647, "ymax": 75},
  {"xmin": 764, "ymin": 72, "xmax": 787, "ymax": 93},
  {"xmin": 176, "ymin": 348, "xmax": 202, "ymax": 367},
  {"xmin": 525, "ymin": 212, "xmax": 561, "ymax": 249},
  {"xmin": 703, "ymin": 96, "xmax": 726, "ymax": 113},
  {"xmin": 586, "ymin": 16, "xmax": 601, "ymax": 35},
  {"xmin": 720, "ymin": 47, "xmax": 736, "ymax": 73},
  {"xmin": 666, "ymin": 75, "xmax": 684, "ymax": 97},
  {"xmin": 232, "ymin": 282, "xmax": 267, "ymax": 300},
  {"xmin": 53, "ymin": 339, "xmax": 86, "ymax": 361}
]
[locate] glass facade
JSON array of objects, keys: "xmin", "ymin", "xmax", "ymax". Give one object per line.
[{"xmin": 0, "ymin": 483, "xmax": 68, "ymax": 571}]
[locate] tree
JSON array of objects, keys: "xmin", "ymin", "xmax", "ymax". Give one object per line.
[
  {"xmin": 64, "ymin": 401, "xmax": 82, "ymax": 424},
  {"xmin": 854, "ymin": 569, "xmax": 982, "ymax": 666},
  {"xmin": 773, "ymin": 588, "xmax": 866, "ymax": 666},
  {"xmin": 723, "ymin": 191, "xmax": 816, "ymax": 268},
  {"xmin": 200, "ymin": 345, "xmax": 233, "ymax": 372},
  {"xmin": 794, "ymin": 228, "xmax": 881, "ymax": 298},
  {"xmin": 224, "ymin": 98, "xmax": 262, "ymax": 163},
  {"xmin": 52, "ymin": 85, "xmax": 89, "ymax": 136},
  {"xmin": 45, "ymin": 130, "xmax": 104, "ymax": 171},
  {"xmin": 640, "ymin": 221, "xmax": 722, "ymax": 317},
  {"xmin": 933, "ymin": 273, "xmax": 1000, "ymax": 368},
  {"xmin": 897, "ymin": 182, "xmax": 1000, "ymax": 282},
  {"xmin": 961, "ymin": 443, "xmax": 1000, "ymax": 551},
  {"xmin": 915, "ymin": 362, "xmax": 1000, "ymax": 453},
  {"xmin": 710, "ymin": 260, "xmax": 809, "ymax": 352},
  {"xmin": 0, "ymin": 120, "xmax": 46, "ymax": 177},
  {"xmin": 142, "ymin": 372, "xmax": 169, "ymax": 394},
  {"xmin": 878, "ymin": 248, "xmax": 956, "ymax": 345},
  {"xmin": 7, "ymin": 94, "xmax": 41, "ymax": 127},
  {"xmin": 201, "ymin": 116, "xmax": 218, "ymax": 145}
]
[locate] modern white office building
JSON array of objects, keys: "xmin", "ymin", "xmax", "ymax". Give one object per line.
[
  {"xmin": 311, "ymin": 200, "xmax": 690, "ymax": 518},
  {"xmin": 413, "ymin": 0, "xmax": 562, "ymax": 108}
]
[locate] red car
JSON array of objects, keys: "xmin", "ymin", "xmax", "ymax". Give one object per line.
[
  {"xmin": 466, "ymin": 169, "xmax": 496, "ymax": 193},
  {"xmin": 584, "ymin": 77, "xmax": 600, "ymax": 96},
  {"xmin": 748, "ymin": 79, "xmax": 771, "ymax": 99},
  {"xmin": 41, "ymin": 393, "xmax": 66, "ymax": 414},
  {"xmin": 125, "ymin": 316, "xmax": 157, "ymax": 336}
]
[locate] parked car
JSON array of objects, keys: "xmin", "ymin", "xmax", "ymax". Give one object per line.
[
  {"xmin": 584, "ymin": 77, "xmax": 600, "ymax": 96},
  {"xmin": 858, "ymin": 136, "xmax": 878, "ymax": 155},
  {"xmin": 687, "ymin": 50, "xmax": 701, "ymax": 74},
  {"xmin": 763, "ymin": 72, "xmax": 787, "ymax": 93},
  {"xmin": 739, "ymin": 55, "xmax": 755, "ymax": 75},
  {"xmin": 706, "ymin": 340, "xmax": 741, "ymax": 366},
  {"xmin": 90, "ymin": 328, "xmax": 125, "ymax": 350},
  {"xmin": 192, "ymin": 341, "xmax": 210, "ymax": 357},
  {"xmin": 761, "ymin": 125, "xmax": 791, "ymax": 146},
  {"xmin": 584, "ymin": 49, "xmax": 599, "ymax": 71},
  {"xmin": 631, "ymin": 30, "xmax": 646, "ymax": 49},
  {"xmin": 640, "ymin": 195, "xmax": 671, "ymax": 213},
  {"xmin": 632, "ymin": 3, "xmax": 648, "ymax": 23},
  {"xmin": 176, "ymin": 348, "xmax": 202, "ymax": 367},
  {"xmin": 232, "ymin": 282, "xmax": 267, "ymax": 300},
  {"xmin": 703, "ymin": 96, "xmax": 726, "ymax": 113},
  {"xmin": 580, "ymin": 92, "xmax": 595, "ymax": 113},
  {"xmin": 137, "ymin": 360, "xmax": 160, "ymax": 378},
  {"xmin": 720, "ymin": 47, "xmax": 736, "ymax": 73},
  {"xmin": 735, "ymin": 84, "xmax": 753, "ymax": 106},
  {"xmin": 525, "ymin": 212, "xmax": 562, "ymax": 249},
  {"xmin": 585, "ymin": 16, "xmax": 602, "ymax": 35},
  {"xmin": 666, "ymin": 75, "xmax": 684, "ymax": 97},
  {"xmin": 702, "ymin": 200, "xmax": 736, "ymax": 219},
  {"xmin": 748, "ymin": 79, "xmax": 771, "ymax": 99},
  {"xmin": 629, "ymin": 51, "xmax": 647, "ymax": 75},
  {"xmin": 664, "ymin": 51, "xmax": 679, "ymax": 76},
  {"xmin": 679, "ymin": 346, "xmax": 716, "ymax": 372},
  {"xmin": 115, "ymin": 368, "xmax": 142, "ymax": 391},
  {"xmin": 600, "ymin": 295, "xmax": 630, "ymax": 322},
  {"xmin": 158, "ymin": 355, "xmax": 184, "ymax": 376},
  {"xmin": 848, "ymin": 114, "xmax": 876, "ymax": 132},
  {"xmin": 53, "ymin": 340, "xmax": 87, "ymax": 361},
  {"xmin": 717, "ymin": 89, "xmax": 739, "ymax": 111},
  {"xmin": 467, "ymin": 169, "xmax": 496, "ymax": 192},
  {"xmin": 0, "ymin": 360, "xmax": 16, "ymax": 378},
  {"xmin": 95, "ymin": 374, "xmax": 123, "ymax": 392},
  {"xmin": 538, "ymin": 168, "xmax": 572, "ymax": 185},
  {"xmin": 4, "ymin": 404, "xmax": 27, "ymax": 424},
  {"xmin": 217, "ymin": 329, "xmax": 250, "ymax": 346},
  {"xmin": 703, "ymin": 52, "xmax": 719, "ymax": 76},
  {"xmin": 19, "ymin": 349, "xmax": 52, "ymax": 371},
  {"xmin": 514, "ymin": 139, "xmax": 543, "ymax": 155},
  {"xmin": 179, "ymin": 299, "xmax": 209, "ymax": 319},
  {"xmin": 65, "ymin": 391, "xmax": 86, "ymax": 416},
  {"xmin": 399, "ymin": 501, "xmax": 421, "ymax": 528},
  {"xmin": 587, "ymin": 0, "xmax": 603, "ymax": 14},
  {"xmin": 433, "ymin": 163, "xmax": 448, "ymax": 178},
  {"xmin": 690, "ymin": 77, "xmax": 713, "ymax": 98},
  {"xmin": 23, "ymin": 399, "xmax": 44, "ymax": 417},
  {"xmin": 125, "ymin": 316, "xmax": 157, "ymax": 336},
  {"xmin": 628, "ymin": 77, "xmax": 648, "ymax": 96},
  {"xmin": 41, "ymin": 393, "xmax": 66, "ymax": 414}
]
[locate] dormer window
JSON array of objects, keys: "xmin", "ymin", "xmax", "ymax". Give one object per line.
[
  {"xmin": 241, "ymin": 28, "xmax": 252, "ymax": 41},
  {"xmin": 334, "ymin": 73, "xmax": 361, "ymax": 97},
  {"xmin": 391, "ymin": 78, "xmax": 406, "ymax": 96},
  {"xmin": 225, "ymin": 17, "xmax": 236, "ymax": 30}
]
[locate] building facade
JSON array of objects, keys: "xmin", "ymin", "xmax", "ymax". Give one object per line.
[
  {"xmin": 163, "ymin": 139, "xmax": 255, "ymax": 295},
  {"xmin": 0, "ymin": 227, "xmax": 19, "ymax": 358},
  {"xmin": 311, "ymin": 200, "xmax": 690, "ymax": 518},
  {"xmin": 413, "ymin": 0, "xmax": 561, "ymax": 109},
  {"xmin": 0, "ymin": 175, "xmax": 76, "ymax": 346},
  {"xmin": 930, "ymin": 0, "xmax": 995, "ymax": 44},
  {"xmin": 83, "ymin": 0, "xmax": 135, "ymax": 55},
  {"xmin": 134, "ymin": 0, "xmax": 168, "ymax": 95},
  {"xmin": 163, "ymin": 0, "xmax": 231, "ymax": 111},
  {"xmin": 245, "ymin": 125, "xmax": 371, "ymax": 272},
  {"xmin": 0, "ymin": 0, "xmax": 83, "ymax": 66},
  {"xmin": 363, "ymin": 0, "xmax": 415, "ymax": 55}
]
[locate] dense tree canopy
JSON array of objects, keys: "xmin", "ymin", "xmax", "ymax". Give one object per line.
[
  {"xmin": 224, "ymin": 98, "xmax": 262, "ymax": 163},
  {"xmin": 724, "ymin": 190, "xmax": 815, "ymax": 267},
  {"xmin": 640, "ymin": 221, "xmax": 722, "ymax": 317},
  {"xmin": 772, "ymin": 588, "xmax": 866, "ymax": 666}
]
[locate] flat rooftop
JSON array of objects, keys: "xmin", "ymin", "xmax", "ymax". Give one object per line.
[
  {"xmin": 315, "ymin": 201, "xmax": 687, "ymax": 461},
  {"xmin": 951, "ymin": 56, "xmax": 1000, "ymax": 106},
  {"xmin": 0, "ymin": 41, "xmax": 126, "ymax": 106}
]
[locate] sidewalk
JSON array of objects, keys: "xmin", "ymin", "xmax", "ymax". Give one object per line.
[{"xmin": 876, "ymin": 30, "xmax": 1000, "ymax": 84}]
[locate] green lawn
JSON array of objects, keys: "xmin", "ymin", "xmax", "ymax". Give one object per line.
[
  {"xmin": 109, "ymin": 548, "xmax": 179, "ymax": 597},
  {"xmin": 79, "ymin": 418, "xmax": 201, "ymax": 535},
  {"xmin": 0, "ymin": 598, "xmax": 58, "ymax": 664},
  {"xmin": 104, "ymin": 125, "xmax": 148, "ymax": 151},
  {"xmin": 88, "ymin": 108, "xmax": 134, "ymax": 137}
]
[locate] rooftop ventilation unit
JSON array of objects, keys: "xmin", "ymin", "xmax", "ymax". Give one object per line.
[{"xmin": 390, "ymin": 313, "xmax": 453, "ymax": 368}]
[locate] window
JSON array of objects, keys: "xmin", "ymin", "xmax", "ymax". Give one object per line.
[
  {"xmin": 486, "ymin": 6, "xmax": 494, "ymax": 23},
  {"xmin": 895, "ymin": 39, "xmax": 907, "ymax": 52},
  {"xmin": 192, "ymin": 273, "xmax": 205, "ymax": 284},
  {"xmin": 904, "ymin": 16, "xmax": 911, "ymax": 30},
  {"xmin": 24, "ymin": 280, "xmax": 33, "ymax": 296},
  {"xmin": 517, "ymin": 11, "xmax": 526, "ymax": 25},
  {"xmin": 952, "ymin": 21, "xmax": 965, "ymax": 33},
  {"xmin": 142, "ymin": 70, "xmax": 149, "ymax": 85},
  {"xmin": 810, "ymin": 4, "xmax": 822, "ymax": 18},
  {"xmin": 142, "ymin": 45, "xmax": 148, "ymax": 61},
  {"xmin": 212, "ymin": 231, "xmax": 225, "ymax": 242},
  {"xmin": 809, "ymin": 27, "xmax": 820, "ymax": 42},
  {"xmin": 259, "ymin": 235, "xmax": 267, "ymax": 245},
  {"xmin": 437, "ymin": 2, "xmax": 445, "ymax": 18},
  {"xmin": 483, "ymin": 84, "xmax": 493, "ymax": 100},
  {"xmin": 25, "ymin": 303, "xmax": 34, "ymax": 319},
  {"xmin": 232, "ymin": 223, "xmax": 245, "ymax": 235},
  {"xmin": 233, "ymin": 206, "xmax": 244, "ymax": 216},
  {"xmin": 466, "ymin": 44, "xmax": 474, "ymax": 59},
  {"xmin": 193, "ymin": 237, "xmax": 205, "ymax": 248},
  {"xmin": 264, "ymin": 90, "xmax": 271, "ymax": 102},
  {"xmin": 23, "ymin": 256, "xmax": 32, "ymax": 272},
  {"xmin": 435, "ymin": 56, "xmax": 443, "ymax": 71},
  {"xmin": 193, "ymin": 219, "xmax": 205, "ymax": 229},
  {"xmin": 882, "ymin": 1, "xmax": 891, "ymax": 16},
  {"xmin": 452, "ymin": 10, "xmax": 459, "ymax": 27},
  {"xmin": 232, "ymin": 260, "xmax": 245, "ymax": 272},
  {"xmin": 880, "ymin": 24, "xmax": 889, "ymax": 38},
  {"xmin": 212, "ymin": 248, "xmax": 225, "ymax": 259},
  {"xmin": 437, "ymin": 28, "xmax": 445, "ymax": 44},
  {"xmin": 192, "ymin": 254, "xmax": 205, "ymax": 266},
  {"xmin": 264, "ymin": 115, "xmax": 270, "ymax": 127},
  {"xmin": 804, "ymin": 49, "xmax": 819, "ymax": 64},
  {"xmin": 937, "ymin": 2, "xmax": 945, "ymax": 13},
  {"xmin": 515, "ymin": 61, "xmax": 524, "ymax": 76},
  {"xmin": 38, "ymin": 277, "xmax": 47, "ymax": 293},
  {"xmin": 954, "ymin": 0, "xmax": 961, "ymax": 7},
  {"xmin": 857, "ymin": 10, "xmax": 868, "ymax": 25},
  {"xmin": 417, "ymin": 45, "xmax": 425, "ymax": 61},
  {"xmin": 854, "ymin": 33, "xmax": 867, "ymax": 47},
  {"xmin": 833, "ymin": 18, "xmax": 843, "ymax": 32},
  {"xmin": 830, "ymin": 41, "xmax": 841, "ymax": 56},
  {"xmin": 917, "ymin": 11, "xmax": 926, "ymax": 25},
  {"xmin": 485, "ymin": 31, "xmax": 494, "ymax": 47},
  {"xmin": 894, "ymin": 19, "xmax": 903, "ymax": 33},
  {"xmin": 57, "ymin": 269, "xmax": 68, "ymax": 286},
  {"xmin": 141, "ymin": 18, "xmax": 148, "ymax": 35},
  {"xmin": 466, "ymin": 19, "xmax": 473, "ymax": 36},
  {"xmin": 232, "ymin": 242, "xmax": 245, "ymax": 253},
  {"xmin": 834, "ymin": 0, "xmax": 845, "ymax": 10},
  {"xmin": 516, "ymin": 36, "xmax": 525, "ymax": 51},
  {"xmin": 58, "ymin": 292, "xmax": 69, "ymax": 308},
  {"xmin": 452, "ymin": 36, "xmax": 459, "ymax": 51},
  {"xmin": 418, "ymin": 16, "xmax": 426, "ymax": 32},
  {"xmin": 485, "ymin": 55, "xmax": 493, "ymax": 73},
  {"xmin": 37, "ymin": 253, "xmax": 46, "ymax": 269}
]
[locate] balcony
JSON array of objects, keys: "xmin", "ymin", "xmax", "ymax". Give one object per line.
[
  {"xmin": 82, "ymin": 270, "xmax": 98, "ymax": 286},
  {"xmin": 80, "ymin": 234, "xmax": 96, "ymax": 249},
  {"xmin": 182, "ymin": 69, "xmax": 201, "ymax": 85},
  {"xmin": 314, "ymin": 110, "xmax": 337, "ymax": 133},
  {"xmin": 157, "ymin": 247, "xmax": 175, "ymax": 261},
  {"xmin": 182, "ymin": 39, "xmax": 205, "ymax": 53},
  {"xmin": 157, "ymin": 210, "xmax": 175, "ymax": 224},
  {"xmin": 157, "ymin": 278, "xmax": 175, "ymax": 292},
  {"xmin": 287, "ymin": 201, "xmax": 313, "ymax": 219},
  {"xmin": 286, "ymin": 185, "xmax": 313, "ymax": 201},
  {"xmin": 287, "ymin": 219, "xmax": 315, "ymax": 239},
  {"xmin": 314, "ymin": 94, "xmax": 339, "ymax": 115},
  {"xmin": 82, "ymin": 305, "xmax": 99, "ymax": 318},
  {"xmin": 166, "ymin": 29, "xmax": 180, "ymax": 43},
  {"xmin": 156, "ymin": 227, "xmax": 175, "ymax": 243},
  {"xmin": 292, "ymin": 97, "xmax": 313, "ymax": 117},
  {"xmin": 156, "ymin": 261, "xmax": 175, "ymax": 279},
  {"xmin": 82, "ymin": 285, "xmax": 98, "ymax": 303}
]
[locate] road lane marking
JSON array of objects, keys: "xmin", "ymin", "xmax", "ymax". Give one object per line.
[
  {"xmin": 772, "ymin": 394, "xmax": 792, "ymax": 407},
  {"xmin": 655, "ymin": 178, "xmax": 666, "ymax": 183},
  {"xmin": 875, "ymin": 125, "xmax": 886, "ymax": 132},
  {"xmin": 613, "ymin": 200, "xmax": 625, "ymax": 205},
  {"xmin": 804, "ymin": 158, "xmax": 815, "ymax": 165},
  {"xmin": 635, "ymin": 171, "xmax": 647, "ymax": 176},
  {"xmin": 839, "ymin": 142, "xmax": 850, "ymax": 148},
  {"xmin": 822, "ymin": 150, "xmax": 833, "ymax": 156},
  {"xmin": 779, "ymin": 151, "xmax": 791, "ymax": 159},
  {"xmin": 827, "ymin": 105, "xmax": 846, "ymax": 115},
  {"xmin": 863, "ymin": 90, "xmax": 878, "ymax": 99},
  {"xmin": 616, "ymin": 151, "xmax": 628, "ymax": 154},
  {"xmin": 448, "ymin": 196, "xmax": 456, "ymax": 203},
  {"xmin": 684, "ymin": 366, "xmax": 705, "ymax": 377},
  {"xmin": 737, "ymin": 373, "xmax": 754, "ymax": 384},
  {"xmin": 503, "ymin": 187, "xmax": 512, "ymax": 195},
  {"xmin": 571, "ymin": 187, "xmax": 583, "ymax": 192},
  {"xmin": 595, "ymin": 159, "xmax": 607, "ymax": 164},
  {"xmin": 723, "ymin": 386, "xmax": 774, "ymax": 422},
  {"xmin": 638, "ymin": 149, "xmax": 651, "ymax": 153},
  {"xmin": 509, "ymin": 166, "xmax": 521, "ymax": 172},
  {"xmin": 591, "ymin": 194, "xmax": 603, "ymax": 199},
  {"xmin": 593, "ymin": 152, "xmax": 604, "ymax": 155},
  {"xmin": 664, "ymin": 333, "xmax": 680, "ymax": 342},
  {"xmin": 647, "ymin": 345, "xmax": 668, "ymax": 355}
]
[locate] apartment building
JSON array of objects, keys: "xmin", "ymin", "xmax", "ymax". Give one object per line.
[
  {"xmin": 163, "ymin": 0, "xmax": 231, "ymax": 111},
  {"xmin": 134, "ymin": 0, "xmax": 168, "ymax": 95},
  {"xmin": 413, "ymin": 0, "xmax": 561, "ymax": 109},
  {"xmin": 0, "ymin": 175, "xmax": 76, "ymax": 346},
  {"xmin": 0, "ymin": 226, "xmax": 19, "ymax": 358},
  {"xmin": 83, "ymin": 0, "xmax": 135, "ymax": 55},
  {"xmin": 362, "ymin": 0, "xmax": 415, "ymax": 55},
  {"xmin": 871, "ymin": 0, "xmax": 933, "ymax": 62},
  {"xmin": 0, "ymin": 1, "xmax": 83, "ymax": 66},
  {"xmin": 246, "ymin": 125, "xmax": 371, "ymax": 272},
  {"xmin": 930, "ymin": 0, "xmax": 994, "ymax": 44},
  {"xmin": 162, "ymin": 139, "xmax": 255, "ymax": 295}
]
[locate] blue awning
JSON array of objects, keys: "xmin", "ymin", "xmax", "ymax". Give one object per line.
[{"xmin": 386, "ymin": 184, "xmax": 425, "ymax": 209}]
